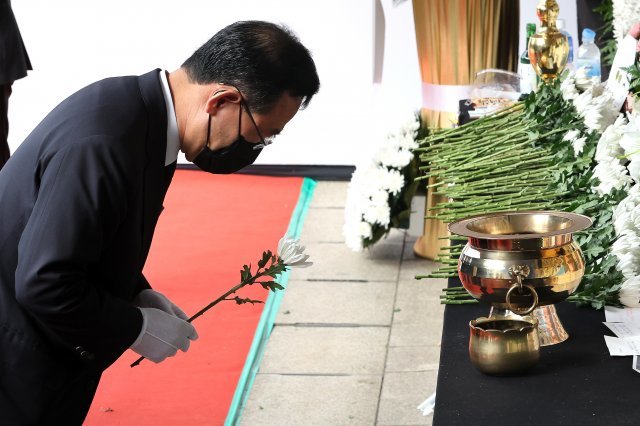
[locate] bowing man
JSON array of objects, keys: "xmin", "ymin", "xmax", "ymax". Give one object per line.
[{"xmin": 0, "ymin": 20, "xmax": 319, "ymax": 424}]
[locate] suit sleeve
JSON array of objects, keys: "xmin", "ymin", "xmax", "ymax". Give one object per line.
[
  {"xmin": 15, "ymin": 137, "xmax": 142, "ymax": 369},
  {"xmin": 135, "ymin": 272, "xmax": 153, "ymax": 295}
]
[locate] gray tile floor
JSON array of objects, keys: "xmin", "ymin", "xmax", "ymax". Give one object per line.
[{"xmin": 240, "ymin": 181, "xmax": 445, "ymax": 426}]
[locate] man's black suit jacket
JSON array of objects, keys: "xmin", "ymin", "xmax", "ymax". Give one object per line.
[
  {"xmin": 0, "ymin": 0, "xmax": 32, "ymax": 85},
  {"xmin": 0, "ymin": 69, "xmax": 173, "ymax": 424}
]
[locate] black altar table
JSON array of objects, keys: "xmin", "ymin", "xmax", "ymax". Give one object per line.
[{"xmin": 433, "ymin": 278, "xmax": 640, "ymax": 426}]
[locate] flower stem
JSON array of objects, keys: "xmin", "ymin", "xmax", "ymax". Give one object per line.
[{"xmin": 131, "ymin": 261, "xmax": 284, "ymax": 368}]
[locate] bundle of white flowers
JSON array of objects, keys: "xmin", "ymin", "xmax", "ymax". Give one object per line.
[
  {"xmin": 561, "ymin": 72, "xmax": 621, "ymax": 134},
  {"xmin": 543, "ymin": 70, "xmax": 640, "ymax": 308},
  {"xmin": 593, "ymin": 114, "xmax": 633, "ymax": 194},
  {"xmin": 566, "ymin": 73, "xmax": 640, "ymax": 306},
  {"xmin": 567, "ymin": 74, "xmax": 640, "ymax": 196},
  {"xmin": 613, "ymin": 0, "xmax": 640, "ymax": 43},
  {"xmin": 344, "ymin": 115, "xmax": 420, "ymax": 251},
  {"xmin": 612, "ymin": 183, "xmax": 640, "ymax": 306}
]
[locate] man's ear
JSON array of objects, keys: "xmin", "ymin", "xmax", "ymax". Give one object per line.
[{"xmin": 205, "ymin": 86, "xmax": 242, "ymax": 115}]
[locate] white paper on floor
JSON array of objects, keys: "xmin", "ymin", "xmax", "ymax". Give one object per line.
[{"xmin": 417, "ymin": 392, "xmax": 436, "ymax": 416}]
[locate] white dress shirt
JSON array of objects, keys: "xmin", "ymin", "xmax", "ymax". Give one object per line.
[{"xmin": 158, "ymin": 70, "xmax": 180, "ymax": 166}]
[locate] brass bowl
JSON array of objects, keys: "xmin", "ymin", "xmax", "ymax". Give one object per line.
[
  {"xmin": 448, "ymin": 211, "xmax": 592, "ymax": 315},
  {"xmin": 469, "ymin": 317, "xmax": 540, "ymax": 375}
]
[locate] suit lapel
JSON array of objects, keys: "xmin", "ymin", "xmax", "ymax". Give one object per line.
[{"xmin": 137, "ymin": 69, "xmax": 168, "ymax": 265}]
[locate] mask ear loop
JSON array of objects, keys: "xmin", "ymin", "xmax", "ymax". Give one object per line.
[
  {"xmin": 237, "ymin": 100, "xmax": 243, "ymax": 140},
  {"xmin": 204, "ymin": 114, "xmax": 212, "ymax": 151}
]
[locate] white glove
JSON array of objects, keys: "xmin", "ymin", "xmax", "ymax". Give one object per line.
[
  {"xmin": 134, "ymin": 289, "xmax": 189, "ymax": 320},
  {"xmin": 130, "ymin": 307, "xmax": 198, "ymax": 363}
]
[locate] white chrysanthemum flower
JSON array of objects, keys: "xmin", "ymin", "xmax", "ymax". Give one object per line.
[
  {"xmin": 586, "ymin": 101, "xmax": 620, "ymax": 134},
  {"xmin": 620, "ymin": 132, "xmax": 640, "ymax": 160},
  {"xmin": 277, "ymin": 237, "xmax": 313, "ymax": 268},
  {"xmin": 593, "ymin": 158, "xmax": 633, "ymax": 195},
  {"xmin": 617, "ymin": 252, "xmax": 640, "ymax": 279},
  {"xmin": 560, "ymin": 73, "xmax": 579, "ymax": 101},
  {"xmin": 619, "ymin": 276, "xmax": 640, "ymax": 308},
  {"xmin": 614, "ymin": 209, "xmax": 633, "ymax": 237},
  {"xmin": 370, "ymin": 188, "xmax": 390, "ymax": 206},
  {"xmin": 572, "ymin": 137, "xmax": 587, "ymax": 156},
  {"xmin": 612, "ymin": 232, "xmax": 640, "ymax": 279},
  {"xmin": 570, "ymin": 83, "xmax": 621, "ymax": 134},
  {"xmin": 400, "ymin": 116, "xmax": 420, "ymax": 137},
  {"xmin": 614, "ymin": 185, "xmax": 640, "ymax": 235},
  {"xmin": 563, "ymin": 129, "xmax": 581, "ymax": 142},
  {"xmin": 572, "ymin": 88, "xmax": 594, "ymax": 113},
  {"xmin": 363, "ymin": 202, "xmax": 390, "ymax": 226},
  {"xmin": 375, "ymin": 147, "xmax": 414, "ymax": 169},
  {"xmin": 344, "ymin": 227, "xmax": 364, "ymax": 252},
  {"xmin": 573, "ymin": 67, "xmax": 599, "ymax": 91},
  {"xmin": 381, "ymin": 169, "xmax": 405, "ymax": 195},
  {"xmin": 595, "ymin": 120, "xmax": 625, "ymax": 162},
  {"xmin": 628, "ymin": 160, "xmax": 640, "ymax": 183},
  {"xmin": 612, "ymin": 232, "xmax": 640, "ymax": 255},
  {"xmin": 357, "ymin": 221, "xmax": 373, "ymax": 239},
  {"xmin": 361, "ymin": 166, "xmax": 388, "ymax": 190},
  {"xmin": 398, "ymin": 133, "xmax": 419, "ymax": 151},
  {"xmin": 630, "ymin": 203, "xmax": 640, "ymax": 231}
]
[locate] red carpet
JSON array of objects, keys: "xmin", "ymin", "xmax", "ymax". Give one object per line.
[{"xmin": 85, "ymin": 170, "xmax": 303, "ymax": 425}]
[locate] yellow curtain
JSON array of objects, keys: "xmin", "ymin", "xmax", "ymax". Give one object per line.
[{"xmin": 412, "ymin": 0, "xmax": 519, "ymax": 259}]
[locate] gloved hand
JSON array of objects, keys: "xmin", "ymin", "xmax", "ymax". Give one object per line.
[
  {"xmin": 130, "ymin": 307, "xmax": 198, "ymax": 363},
  {"xmin": 133, "ymin": 289, "xmax": 189, "ymax": 320}
]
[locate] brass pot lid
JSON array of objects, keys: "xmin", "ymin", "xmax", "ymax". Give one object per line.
[{"xmin": 448, "ymin": 210, "xmax": 592, "ymax": 240}]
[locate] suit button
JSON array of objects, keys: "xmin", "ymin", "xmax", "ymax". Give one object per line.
[
  {"xmin": 75, "ymin": 346, "xmax": 95, "ymax": 360},
  {"xmin": 81, "ymin": 351, "xmax": 95, "ymax": 360}
]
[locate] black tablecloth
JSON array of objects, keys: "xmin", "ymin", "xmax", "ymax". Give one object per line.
[{"xmin": 433, "ymin": 277, "xmax": 640, "ymax": 426}]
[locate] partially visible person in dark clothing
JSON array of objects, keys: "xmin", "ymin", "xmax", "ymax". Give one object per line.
[{"xmin": 0, "ymin": 0, "xmax": 32, "ymax": 170}]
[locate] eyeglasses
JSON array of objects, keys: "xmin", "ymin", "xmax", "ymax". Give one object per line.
[{"xmin": 227, "ymin": 84, "xmax": 275, "ymax": 150}]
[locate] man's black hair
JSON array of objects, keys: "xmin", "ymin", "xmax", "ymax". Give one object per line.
[{"xmin": 182, "ymin": 20, "xmax": 320, "ymax": 113}]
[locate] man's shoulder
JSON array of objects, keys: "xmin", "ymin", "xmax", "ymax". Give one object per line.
[{"xmin": 51, "ymin": 71, "xmax": 162, "ymax": 124}]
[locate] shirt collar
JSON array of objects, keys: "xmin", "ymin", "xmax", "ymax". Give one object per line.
[{"xmin": 159, "ymin": 70, "xmax": 180, "ymax": 166}]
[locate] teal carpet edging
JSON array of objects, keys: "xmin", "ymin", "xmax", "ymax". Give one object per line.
[{"xmin": 224, "ymin": 177, "xmax": 317, "ymax": 426}]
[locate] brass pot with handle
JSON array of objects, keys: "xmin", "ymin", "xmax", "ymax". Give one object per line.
[{"xmin": 449, "ymin": 210, "xmax": 592, "ymax": 345}]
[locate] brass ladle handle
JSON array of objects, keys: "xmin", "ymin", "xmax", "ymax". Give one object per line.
[{"xmin": 506, "ymin": 283, "xmax": 539, "ymax": 315}]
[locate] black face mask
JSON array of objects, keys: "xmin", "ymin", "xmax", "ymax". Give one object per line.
[{"xmin": 192, "ymin": 100, "xmax": 264, "ymax": 174}]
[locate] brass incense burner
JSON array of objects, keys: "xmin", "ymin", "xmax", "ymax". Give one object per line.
[
  {"xmin": 528, "ymin": 0, "xmax": 569, "ymax": 83},
  {"xmin": 449, "ymin": 211, "xmax": 592, "ymax": 346}
]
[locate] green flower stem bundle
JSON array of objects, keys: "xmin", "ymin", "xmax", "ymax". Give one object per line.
[{"xmin": 416, "ymin": 107, "xmax": 573, "ymax": 226}]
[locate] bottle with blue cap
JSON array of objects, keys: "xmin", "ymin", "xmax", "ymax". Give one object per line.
[{"xmin": 575, "ymin": 28, "xmax": 601, "ymax": 81}]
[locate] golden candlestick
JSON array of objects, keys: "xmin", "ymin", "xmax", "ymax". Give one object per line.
[{"xmin": 528, "ymin": 0, "xmax": 569, "ymax": 83}]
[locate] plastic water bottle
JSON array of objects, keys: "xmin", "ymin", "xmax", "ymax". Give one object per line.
[
  {"xmin": 556, "ymin": 19, "xmax": 574, "ymax": 70},
  {"xmin": 575, "ymin": 28, "xmax": 601, "ymax": 81},
  {"xmin": 519, "ymin": 23, "xmax": 537, "ymax": 94}
]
